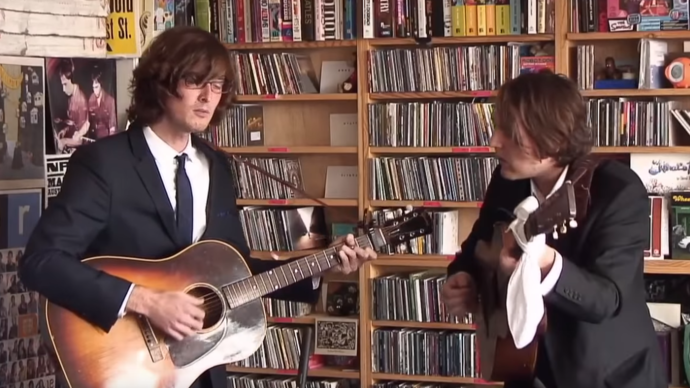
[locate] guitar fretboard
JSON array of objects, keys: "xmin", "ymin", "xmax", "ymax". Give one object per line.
[{"xmin": 222, "ymin": 235, "xmax": 372, "ymax": 308}]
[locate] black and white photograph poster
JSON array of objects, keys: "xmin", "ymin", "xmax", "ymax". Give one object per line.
[
  {"xmin": 0, "ymin": 56, "xmax": 46, "ymax": 191},
  {"xmin": 45, "ymin": 58, "xmax": 119, "ymax": 156}
]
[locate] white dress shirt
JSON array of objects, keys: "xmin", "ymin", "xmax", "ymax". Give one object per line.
[{"xmin": 117, "ymin": 127, "xmax": 318, "ymax": 317}]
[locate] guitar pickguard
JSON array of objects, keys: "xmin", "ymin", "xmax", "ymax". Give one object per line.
[
  {"xmin": 166, "ymin": 299, "xmax": 267, "ymax": 368},
  {"xmin": 167, "ymin": 326, "xmax": 225, "ymax": 367}
]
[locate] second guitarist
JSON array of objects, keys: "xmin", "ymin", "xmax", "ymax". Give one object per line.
[{"xmin": 441, "ymin": 72, "xmax": 666, "ymax": 388}]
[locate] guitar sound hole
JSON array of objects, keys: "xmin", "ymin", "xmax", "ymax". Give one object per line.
[{"xmin": 186, "ymin": 286, "xmax": 224, "ymax": 330}]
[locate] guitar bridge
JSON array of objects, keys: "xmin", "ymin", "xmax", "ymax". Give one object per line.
[{"xmin": 137, "ymin": 314, "xmax": 165, "ymax": 363}]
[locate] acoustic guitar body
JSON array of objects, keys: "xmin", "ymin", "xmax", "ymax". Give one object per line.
[
  {"xmin": 491, "ymin": 332, "xmax": 540, "ymax": 381},
  {"xmin": 475, "ymin": 222, "xmax": 544, "ymax": 383},
  {"xmin": 39, "ymin": 241, "xmax": 268, "ymax": 388},
  {"xmin": 36, "ymin": 210, "xmax": 436, "ymax": 388}
]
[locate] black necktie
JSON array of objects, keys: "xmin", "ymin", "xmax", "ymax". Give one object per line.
[{"xmin": 175, "ymin": 154, "xmax": 193, "ymax": 246}]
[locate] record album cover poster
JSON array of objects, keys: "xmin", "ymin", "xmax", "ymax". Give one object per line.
[
  {"xmin": 0, "ymin": 189, "xmax": 54, "ymax": 387},
  {"xmin": 0, "ymin": 57, "xmax": 46, "ymax": 191},
  {"xmin": 630, "ymin": 153, "xmax": 690, "ymax": 194},
  {"xmin": 46, "ymin": 58, "xmax": 119, "ymax": 156}
]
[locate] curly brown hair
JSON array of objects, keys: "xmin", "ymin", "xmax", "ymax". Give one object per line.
[
  {"xmin": 126, "ymin": 26, "xmax": 234, "ymax": 127},
  {"xmin": 494, "ymin": 72, "xmax": 593, "ymax": 166}
]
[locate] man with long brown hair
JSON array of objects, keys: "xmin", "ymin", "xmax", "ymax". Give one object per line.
[
  {"xmin": 19, "ymin": 26, "xmax": 376, "ymax": 388},
  {"xmin": 441, "ymin": 72, "xmax": 666, "ymax": 388}
]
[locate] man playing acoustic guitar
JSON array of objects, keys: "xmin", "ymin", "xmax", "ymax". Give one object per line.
[
  {"xmin": 19, "ymin": 26, "xmax": 376, "ymax": 388},
  {"xmin": 441, "ymin": 72, "xmax": 666, "ymax": 388}
]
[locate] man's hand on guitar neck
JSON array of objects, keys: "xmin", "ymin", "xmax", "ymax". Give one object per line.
[
  {"xmin": 270, "ymin": 234, "xmax": 377, "ymax": 275},
  {"xmin": 125, "ymin": 286, "xmax": 205, "ymax": 341},
  {"xmin": 440, "ymin": 272, "xmax": 478, "ymax": 317}
]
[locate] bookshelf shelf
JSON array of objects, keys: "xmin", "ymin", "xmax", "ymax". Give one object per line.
[
  {"xmin": 226, "ymin": 366, "xmax": 360, "ymax": 379},
  {"xmin": 371, "ymin": 320, "xmax": 475, "ymax": 331},
  {"xmin": 594, "ymin": 147, "xmax": 690, "ymax": 153},
  {"xmin": 369, "ymin": 256, "xmax": 690, "ymax": 275},
  {"xmin": 366, "ymin": 34, "xmax": 554, "ymax": 46},
  {"xmin": 567, "ymin": 31, "xmax": 690, "ymax": 41},
  {"xmin": 581, "ymin": 89, "xmax": 690, "ymax": 97},
  {"xmin": 369, "ymin": 200, "xmax": 483, "ymax": 208},
  {"xmin": 368, "ymin": 146, "xmax": 690, "ymax": 154},
  {"xmin": 224, "ymin": 40, "xmax": 358, "ymax": 50},
  {"xmin": 643, "ymin": 260, "xmax": 690, "ymax": 275},
  {"xmin": 225, "ymin": 146, "xmax": 357, "ymax": 154},
  {"xmin": 378, "ymin": 254, "xmax": 453, "ymax": 260},
  {"xmin": 369, "ymin": 259, "xmax": 450, "ymax": 268},
  {"xmin": 369, "ymin": 91, "xmax": 496, "ymax": 100},
  {"xmin": 236, "ymin": 198, "xmax": 357, "ymax": 207},
  {"xmin": 369, "ymin": 147, "xmax": 495, "ymax": 154},
  {"xmin": 234, "ymin": 94, "xmax": 357, "ymax": 102},
  {"xmin": 371, "ymin": 373, "xmax": 501, "ymax": 385},
  {"xmin": 266, "ymin": 314, "xmax": 318, "ymax": 324}
]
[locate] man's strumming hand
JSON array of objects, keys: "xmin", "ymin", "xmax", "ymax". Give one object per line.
[
  {"xmin": 126, "ymin": 286, "xmax": 205, "ymax": 341},
  {"xmin": 441, "ymin": 272, "xmax": 478, "ymax": 317}
]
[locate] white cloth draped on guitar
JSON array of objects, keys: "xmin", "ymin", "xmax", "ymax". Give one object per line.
[{"xmin": 506, "ymin": 196, "xmax": 548, "ymax": 349}]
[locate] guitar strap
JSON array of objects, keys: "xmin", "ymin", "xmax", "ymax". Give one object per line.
[{"xmin": 564, "ymin": 155, "xmax": 601, "ymax": 223}]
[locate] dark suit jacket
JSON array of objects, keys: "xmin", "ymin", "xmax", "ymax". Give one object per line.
[
  {"xmin": 448, "ymin": 159, "xmax": 667, "ymax": 388},
  {"xmin": 19, "ymin": 123, "xmax": 320, "ymax": 388}
]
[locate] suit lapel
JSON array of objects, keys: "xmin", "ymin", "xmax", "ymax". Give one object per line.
[{"xmin": 128, "ymin": 123, "xmax": 178, "ymax": 243}]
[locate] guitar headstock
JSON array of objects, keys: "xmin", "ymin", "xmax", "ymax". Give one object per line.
[
  {"xmin": 366, "ymin": 209, "xmax": 433, "ymax": 252},
  {"xmin": 525, "ymin": 180, "xmax": 578, "ymax": 240}
]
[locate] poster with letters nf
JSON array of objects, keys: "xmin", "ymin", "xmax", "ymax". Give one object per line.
[{"xmin": 45, "ymin": 155, "xmax": 70, "ymax": 200}]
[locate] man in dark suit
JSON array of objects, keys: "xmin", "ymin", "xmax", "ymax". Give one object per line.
[
  {"xmin": 19, "ymin": 26, "xmax": 376, "ymax": 388},
  {"xmin": 441, "ymin": 72, "xmax": 666, "ymax": 388}
]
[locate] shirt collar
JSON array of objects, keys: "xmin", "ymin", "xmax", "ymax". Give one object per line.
[
  {"xmin": 531, "ymin": 165, "xmax": 569, "ymax": 202},
  {"xmin": 142, "ymin": 126, "xmax": 198, "ymax": 163}
]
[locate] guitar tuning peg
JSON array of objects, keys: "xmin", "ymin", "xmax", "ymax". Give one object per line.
[
  {"xmin": 552, "ymin": 225, "xmax": 559, "ymax": 240},
  {"xmin": 569, "ymin": 218, "xmax": 578, "ymax": 229},
  {"xmin": 560, "ymin": 221, "xmax": 568, "ymax": 234}
]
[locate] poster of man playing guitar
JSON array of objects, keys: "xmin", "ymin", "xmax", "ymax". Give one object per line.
[{"xmin": 45, "ymin": 58, "xmax": 118, "ymax": 155}]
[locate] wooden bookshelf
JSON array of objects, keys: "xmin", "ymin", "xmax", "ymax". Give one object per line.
[{"xmin": 221, "ymin": 1, "xmax": 690, "ymax": 386}]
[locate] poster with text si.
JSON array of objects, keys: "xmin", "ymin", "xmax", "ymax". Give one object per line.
[
  {"xmin": 0, "ymin": 189, "xmax": 55, "ymax": 388},
  {"xmin": 0, "ymin": 56, "xmax": 46, "ymax": 191},
  {"xmin": 45, "ymin": 155, "xmax": 70, "ymax": 200},
  {"xmin": 106, "ymin": 0, "xmax": 142, "ymax": 57}
]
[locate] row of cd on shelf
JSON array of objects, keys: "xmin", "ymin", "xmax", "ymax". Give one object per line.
[
  {"xmin": 236, "ymin": 275, "xmax": 481, "ymax": 379},
  {"xmin": 228, "ymin": 43, "xmax": 546, "ymax": 96},
  {"xmin": 206, "ymin": 99, "xmax": 678, "ymax": 149},
  {"xmin": 233, "ymin": 153, "xmax": 688, "ymax": 262},
  {"xmin": 225, "ymin": 155, "xmax": 496, "ymax": 203},
  {"xmin": 239, "ymin": 206, "xmax": 464, "ymax": 255},
  {"xmin": 228, "ymin": 322, "xmax": 480, "ymax": 379}
]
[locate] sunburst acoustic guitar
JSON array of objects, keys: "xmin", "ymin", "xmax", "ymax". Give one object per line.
[{"xmin": 39, "ymin": 210, "xmax": 433, "ymax": 388}]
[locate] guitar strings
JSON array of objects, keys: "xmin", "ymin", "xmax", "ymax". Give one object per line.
[{"xmin": 190, "ymin": 234, "xmax": 374, "ymax": 316}]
